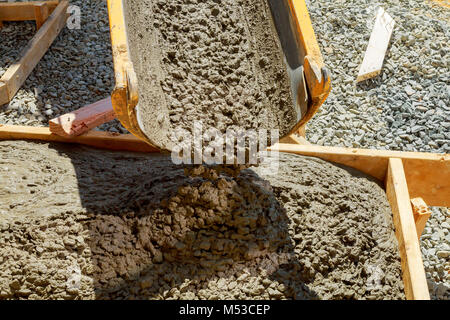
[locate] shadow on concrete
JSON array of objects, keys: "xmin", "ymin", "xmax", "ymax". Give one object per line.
[{"xmin": 49, "ymin": 142, "xmax": 319, "ymax": 300}]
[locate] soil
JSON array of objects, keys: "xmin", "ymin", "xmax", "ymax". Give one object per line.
[
  {"xmin": 0, "ymin": 141, "xmax": 405, "ymax": 300},
  {"xmin": 123, "ymin": 0, "xmax": 299, "ymax": 152}
]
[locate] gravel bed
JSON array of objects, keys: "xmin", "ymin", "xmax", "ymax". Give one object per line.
[
  {"xmin": 0, "ymin": 0, "xmax": 448, "ymax": 299},
  {"xmin": 421, "ymin": 207, "xmax": 450, "ymax": 300}
]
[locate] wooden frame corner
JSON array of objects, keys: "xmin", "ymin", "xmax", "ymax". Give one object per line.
[{"xmin": 385, "ymin": 158, "xmax": 430, "ymax": 300}]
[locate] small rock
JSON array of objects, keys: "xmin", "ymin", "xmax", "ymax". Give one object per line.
[{"xmin": 405, "ymin": 86, "xmax": 415, "ymax": 96}]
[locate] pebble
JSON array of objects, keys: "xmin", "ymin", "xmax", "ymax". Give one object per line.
[{"xmin": 404, "ymin": 86, "xmax": 415, "ymax": 96}]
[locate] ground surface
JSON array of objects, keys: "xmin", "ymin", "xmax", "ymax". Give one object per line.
[
  {"xmin": 0, "ymin": 141, "xmax": 405, "ymax": 300},
  {"xmin": 0, "ymin": 0, "xmax": 124, "ymax": 133}
]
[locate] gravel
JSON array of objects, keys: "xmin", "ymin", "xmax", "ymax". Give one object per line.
[
  {"xmin": 304, "ymin": 0, "xmax": 449, "ymax": 300},
  {"xmin": 421, "ymin": 207, "xmax": 450, "ymax": 300},
  {"xmin": 0, "ymin": 0, "xmax": 448, "ymax": 299},
  {"xmin": 0, "ymin": 0, "xmax": 127, "ymax": 133}
]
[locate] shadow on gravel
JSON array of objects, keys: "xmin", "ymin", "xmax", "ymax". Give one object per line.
[{"xmin": 50, "ymin": 143, "xmax": 319, "ymax": 300}]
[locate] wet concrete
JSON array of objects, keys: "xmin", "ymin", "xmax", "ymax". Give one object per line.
[{"xmin": 0, "ymin": 141, "xmax": 405, "ymax": 299}]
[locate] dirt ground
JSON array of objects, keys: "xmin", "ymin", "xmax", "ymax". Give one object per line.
[
  {"xmin": 124, "ymin": 0, "xmax": 298, "ymax": 152},
  {"xmin": 0, "ymin": 141, "xmax": 405, "ymax": 300}
]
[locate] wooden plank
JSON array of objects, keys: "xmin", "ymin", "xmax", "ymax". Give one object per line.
[
  {"xmin": 280, "ymin": 134, "xmax": 310, "ymax": 145},
  {"xmin": 0, "ymin": 1, "xmax": 58, "ymax": 21},
  {"xmin": 270, "ymin": 143, "xmax": 450, "ymax": 207},
  {"xmin": 0, "ymin": 0, "xmax": 69, "ymax": 101},
  {"xmin": 34, "ymin": 2, "xmax": 50, "ymax": 31},
  {"xmin": 0, "ymin": 125, "xmax": 158, "ymax": 153},
  {"xmin": 357, "ymin": 7, "xmax": 395, "ymax": 82},
  {"xmin": 297, "ymin": 126, "xmax": 306, "ymax": 138},
  {"xmin": 411, "ymin": 198, "xmax": 432, "ymax": 239},
  {"xmin": 0, "ymin": 82, "xmax": 8, "ymax": 106},
  {"xmin": 385, "ymin": 158, "xmax": 430, "ymax": 300},
  {"xmin": 49, "ymin": 97, "xmax": 116, "ymax": 137}
]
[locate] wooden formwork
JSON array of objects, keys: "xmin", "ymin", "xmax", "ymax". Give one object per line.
[
  {"xmin": 0, "ymin": 124, "xmax": 448, "ymax": 300},
  {"xmin": 0, "ymin": 1, "xmax": 69, "ymax": 106}
]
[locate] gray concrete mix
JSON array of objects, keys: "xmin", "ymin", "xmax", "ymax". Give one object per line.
[
  {"xmin": 0, "ymin": 141, "xmax": 405, "ymax": 300},
  {"xmin": 124, "ymin": 0, "xmax": 298, "ymax": 152}
]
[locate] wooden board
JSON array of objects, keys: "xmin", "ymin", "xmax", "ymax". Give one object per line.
[
  {"xmin": 270, "ymin": 143, "xmax": 450, "ymax": 207},
  {"xmin": 385, "ymin": 158, "xmax": 430, "ymax": 300},
  {"xmin": 357, "ymin": 7, "xmax": 395, "ymax": 82},
  {"xmin": 0, "ymin": 1, "xmax": 58, "ymax": 21},
  {"xmin": 49, "ymin": 97, "xmax": 116, "ymax": 137},
  {"xmin": 411, "ymin": 198, "xmax": 432, "ymax": 239},
  {"xmin": 280, "ymin": 134, "xmax": 311, "ymax": 145},
  {"xmin": 34, "ymin": 2, "xmax": 50, "ymax": 30},
  {"xmin": 0, "ymin": 125, "xmax": 158, "ymax": 153},
  {"xmin": 0, "ymin": 82, "xmax": 8, "ymax": 106},
  {"xmin": 0, "ymin": 125, "xmax": 444, "ymax": 299},
  {"xmin": 0, "ymin": 1, "xmax": 69, "ymax": 103}
]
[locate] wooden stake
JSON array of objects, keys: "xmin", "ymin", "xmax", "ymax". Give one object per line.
[
  {"xmin": 410, "ymin": 198, "xmax": 432, "ymax": 239},
  {"xmin": 34, "ymin": 2, "xmax": 50, "ymax": 31},
  {"xmin": 385, "ymin": 158, "xmax": 430, "ymax": 300},
  {"xmin": 49, "ymin": 97, "xmax": 116, "ymax": 137},
  {"xmin": 357, "ymin": 7, "xmax": 395, "ymax": 82},
  {"xmin": 0, "ymin": 1, "xmax": 59, "ymax": 21}
]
